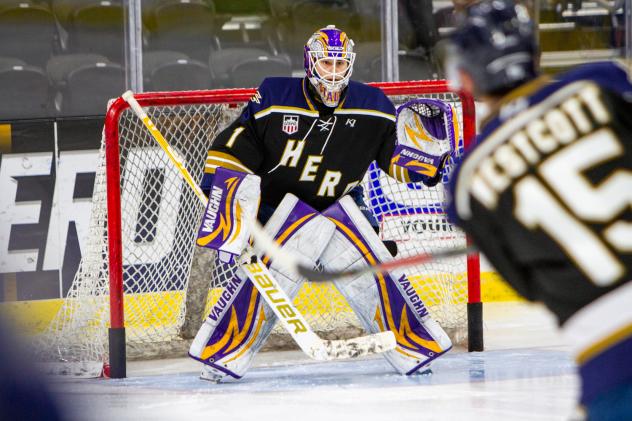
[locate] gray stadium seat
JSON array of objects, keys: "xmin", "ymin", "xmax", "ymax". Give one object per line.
[
  {"xmin": 368, "ymin": 52, "xmax": 438, "ymax": 82},
  {"xmin": 0, "ymin": 2, "xmax": 58, "ymax": 67},
  {"xmin": 65, "ymin": 1, "xmax": 125, "ymax": 62},
  {"xmin": 46, "ymin": 53, "xmax": 111, "ymax": 85},
  {"xmin": 209, "ymin": 48, "xmax": 291, "ymax": 88},
  {"xmin": 147, "ymin": 0, "xmax": 218, "ymax": 62},
  {"xmin": 0, "ymin": 63, "xmax": 50, "ymax": 120},
  {"xmin": 48, "ymin": 56, "xmax": 124, "ymax": 116},
  {"xmin": 0, "ymin": 56, "xmax": 26, "ymax": 69},
  {"xmin": 213, "ymin": 0, "xmax": 269, "ymax": 15},
  {"xmin": 144, "ymin": 51, "xmax": 213, "ymax": 91},
  {"xmin": 230, "ymin": 55, "xmax": 292, "ymax": 88}
]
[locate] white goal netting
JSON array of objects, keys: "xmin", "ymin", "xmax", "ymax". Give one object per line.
[{"xmin": 36, "ymin": 83, "xmax": 476, "ymax": 377}]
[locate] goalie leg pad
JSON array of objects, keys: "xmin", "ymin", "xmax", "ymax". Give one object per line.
[
  {"xmin": 320, "ymin": 196, "xmax": 452, "ymax": 375},
  {"xmin": 189, "ymin": 193, "xmax": 336, "ymax": 380}
]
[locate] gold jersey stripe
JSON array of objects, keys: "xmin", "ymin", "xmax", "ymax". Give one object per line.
[
  {"xmin": 254, "ymin": 105, "xmax": 319, "ymax": 120},
  {"xmin": 334, "ymin": 108, "xmax": 396, "ymax": 122},
  {"xmin": 205, "ymin": 151, "xmax": 253, "ymax": 174}
]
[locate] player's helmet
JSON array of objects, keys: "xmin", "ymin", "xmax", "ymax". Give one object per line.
[
  {"xmin": 304, "ymin": 25, "xmax": 356, "ymax": 107},
  {"xmin": 448, "ymin": 0, "xmax": 537, "ymax": 96}
]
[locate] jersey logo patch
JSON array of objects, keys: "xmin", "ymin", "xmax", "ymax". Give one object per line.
[{"xmin": 282, "ymin": 115, "xmax": 299, "ymax": 135}]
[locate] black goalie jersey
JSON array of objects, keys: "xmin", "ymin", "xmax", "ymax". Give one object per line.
[
  {"xmin": 201, "ymin": 77, "xmax": 410, "ymax": 211},
  {"xmin": 449, "ymin": 62, "xmax": 632, "ymax": 324}
]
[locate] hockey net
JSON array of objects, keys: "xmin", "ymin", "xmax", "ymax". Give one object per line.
[{"xmin": 37, "ymin": 81, "xmax": 478, "ymax": 377}]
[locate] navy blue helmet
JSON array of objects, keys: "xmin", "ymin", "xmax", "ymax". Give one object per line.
[{"xmin": 448, "ymin": 0, "xmax": 537, "ymax": 96}]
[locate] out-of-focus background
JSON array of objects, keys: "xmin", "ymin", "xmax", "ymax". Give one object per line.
[
  {"xmin": 0, "ymin": 0, "xmax": 628, "ymax": 121},
  {"xmin": 0, "ymin": 3, "xmax": 628, "ymax": 419},
  {"xmin": 0, "ymin": 0, "xmax": 629, "ymax": 354}
]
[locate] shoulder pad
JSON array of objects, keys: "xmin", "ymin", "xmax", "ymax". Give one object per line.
[
  {"xmin": 342, "ymin": 81, "xmax": 396, "ymax": 116},
  {"xmin": 249, "ymin": 77, "xmax": 304, "ymax": 110},
  {"xmin": 556, "ymin": 61, "xmax": 632, "ymax": 95}
]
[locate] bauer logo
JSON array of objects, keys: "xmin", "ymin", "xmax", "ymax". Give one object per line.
[{"xmin": 282, "ymin": 115, "xmax": 299, "ymax": 135}]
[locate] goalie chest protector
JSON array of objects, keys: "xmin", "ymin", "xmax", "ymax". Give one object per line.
[{"xmin": 209, "ymin": 77, "xmax": 398, "ymax": 211}]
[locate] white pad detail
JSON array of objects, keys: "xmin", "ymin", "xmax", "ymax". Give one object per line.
[{"xmin": 320, "ymin": 195, "xmax": 452, "ymax": 374}]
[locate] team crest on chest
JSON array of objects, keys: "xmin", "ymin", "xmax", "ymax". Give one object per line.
[{"xmin": 282, "ymin": 115, "xmax": 299, "ymax": 135}]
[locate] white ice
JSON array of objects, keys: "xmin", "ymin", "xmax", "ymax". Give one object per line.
[{"xmin": 49, "ymin": 302, "xmax": 580, "ymax": 421}]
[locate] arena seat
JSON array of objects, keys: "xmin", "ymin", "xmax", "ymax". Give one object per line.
[
  {"xmin": 64, "ymin": 1, "xmax": 125, "ymax": 62},
  {"xmin": 52, "ymin": 60, "xmax": 124, "ymax": 116},
  {"xmin": 144, "ymin": 51, "xmax": 213, "ymax": 91},
  {"xmin": 0, "ymin": 63, "xmax": 51, "ymax": 120},
  {"xmin": 0, "ymin": 1, "xmax": 58, "ymax": 67},
  {"xmin": 209, "ymin": 48, "xmax": 291, "ymax": 88},
  {"xmin": 146, "ymin": 0, "xmax": 219, "ymax": 62},
  {"xmin": 368, "ymin": 51, "xmax": 438, "ymax": 83},
  {"xmin": 230, "ymin": 54, "xmax": 292, "ymax": 88}
]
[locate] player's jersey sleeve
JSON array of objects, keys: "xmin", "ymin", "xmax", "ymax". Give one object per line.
[
  {"xmin": 201, "ymin": 79, "xmax": 275, "ymax": 192},
  {"xmin": 449, "ymin": 64, "xmax": 632, "ymax": 324}
]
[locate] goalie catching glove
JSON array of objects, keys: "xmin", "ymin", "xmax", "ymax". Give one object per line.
[
  {"xmin": 196, "ymin": 167, "xmax": 261, "ymax": 264},
  {"xmin": 391, "ymin": 98, "xmax": 460, "ymax": 186}
]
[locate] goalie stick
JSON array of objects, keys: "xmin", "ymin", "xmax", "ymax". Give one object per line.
[{"xmin": 121, "ymin": 90, "xmax": 397, "ymax": 361}]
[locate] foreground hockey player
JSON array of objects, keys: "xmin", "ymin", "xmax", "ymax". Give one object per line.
[
  {"xmin": 446, "ymin": 1, "xmax": 632, "ymax": 419},
  {"xmin": 188, "ymin": 25, "xmax": 455, "ymax": 381}
]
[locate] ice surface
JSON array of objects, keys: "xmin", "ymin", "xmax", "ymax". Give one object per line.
[{"xmin": 49, "ymin": 303, "xmax": 580, "ymax": 421}]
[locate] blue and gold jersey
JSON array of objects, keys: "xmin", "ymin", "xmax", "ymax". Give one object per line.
[
  {"xmin": 202, "ymin": 77, "xmax": 402, "ymax": 211},
  {"xmin": 449, "ymin": 61, "xmax": 632, "ymax": 405}
]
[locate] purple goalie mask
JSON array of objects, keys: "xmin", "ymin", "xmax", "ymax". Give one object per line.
[{"xmin": 304, "ymin": 25, "xmax": 356, "ymax": 107}]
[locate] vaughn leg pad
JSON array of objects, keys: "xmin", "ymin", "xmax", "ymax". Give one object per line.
[
  {"xmin": 320, "ymin": 196, "xmax": 452, "ymax": 375},
  {"xmin": 189, "ymin": 193, "xmax": 336, "ymax": 380}
]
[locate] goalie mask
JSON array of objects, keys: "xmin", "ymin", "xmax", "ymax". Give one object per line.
[{"xmin": 304, "ymin": 25, "xmax": 356, "ymax": 107}]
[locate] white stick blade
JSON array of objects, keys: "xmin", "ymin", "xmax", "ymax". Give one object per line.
[{"xmin": 321, "ymin": 331, "xmax": 397, "ymax": 360}]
